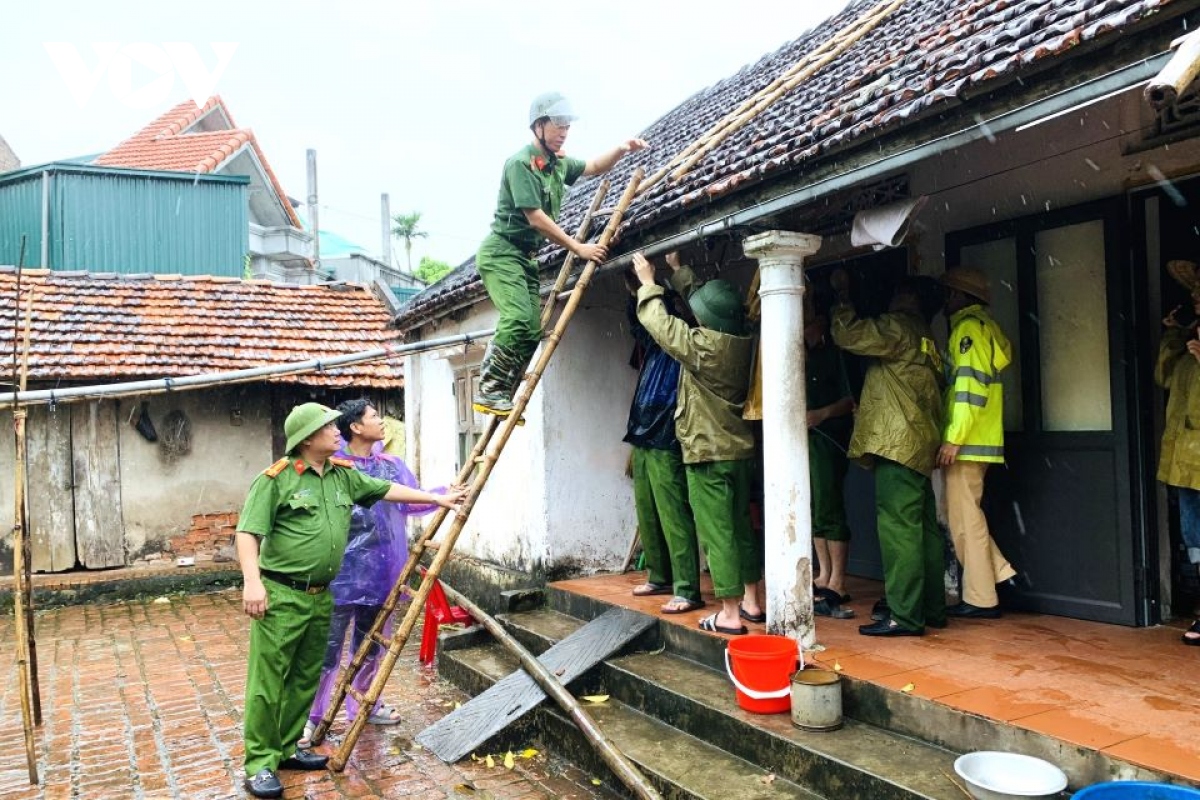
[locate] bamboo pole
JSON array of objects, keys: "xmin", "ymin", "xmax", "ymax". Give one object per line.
[
  {"xmin": 328, "ymin": 169, "xmax": 643, "ymax": 771},
  {"xmin": 635, "ymin": 0, "xmax": 906, "ymax": 198},
  {"xmin": 1146, "ymin": 27, "xmax": 1200, "ymax": 110},
  {"xmin": 440, "ymin": 582, "xmax": 662, "ymax": 800},
  {"xmin": 540, "ymin": 179, "xmax": 610, "ymax": 330},
  {"xmin": 9, "ymin": 237, "xmax": 39, "ymax": 784},
  {"xmin": 16, "ymin": 286, "xmax": 41, "ymax": 727}
]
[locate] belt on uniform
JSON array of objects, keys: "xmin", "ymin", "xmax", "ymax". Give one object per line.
[{"xmin": 260, "ymin": 569, "xmax": 328, "ymax": 595}]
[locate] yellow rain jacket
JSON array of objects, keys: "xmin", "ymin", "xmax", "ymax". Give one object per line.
[
  {"xmin": 943, "ymin": 305, "xmax": 1012, "ymax": 463},
  {"xmin": 1156, "ymin": 328, "xmax": 1200, "ymax": 490},
  {"xmin": 832, "ymin": 303, "xmax": 943, "ymax": 477}
]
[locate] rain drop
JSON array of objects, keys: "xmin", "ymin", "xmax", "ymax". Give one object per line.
[
  {"xmin": 1012, "ymin": 502, "xmax": 1026, "ymax": 536},
  {"xmin": 1084, "ymin": 158, "xmax": 1101, "ymax": 172}
]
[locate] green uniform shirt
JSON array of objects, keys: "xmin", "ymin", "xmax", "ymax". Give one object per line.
[
  {"xmin": 806, "ymin": 342, "xmax": 853, "ymax": 446},
  {"xmin": 636, "ymin": 271, "xmax": 755, "ymax": 465},
  {"xmin": 488, "ymin": 144, "xmax": 587, "ymax": 252},
  {"xmin": 236, "ymin": 458, "xmax": 392, "ymax": 585}
]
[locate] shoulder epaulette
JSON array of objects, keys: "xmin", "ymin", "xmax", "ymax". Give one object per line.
[
  {"xmin": 263, "ymin": 458, "xmax": 290, "ymax": 478},
  {"xmin": 329, "ymin": 456, "xmax": 355, "ymax": 468}
]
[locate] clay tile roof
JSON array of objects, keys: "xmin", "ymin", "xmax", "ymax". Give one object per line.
[
  {"xmin": 396, "ymin": 0, "xmax": 1181, "ymax": 329},
  {"xmin": 94, "ymin": 96, "xmax": 301, "ymax": 228},
  {"xmin": 0, "ymin": 268, "xmax": 403, "ymax": 388}
]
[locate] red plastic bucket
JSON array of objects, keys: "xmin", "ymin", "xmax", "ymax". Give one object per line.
[{"xmin": 724, "ymin": 634, "xmax": 798, "ymax": 714}]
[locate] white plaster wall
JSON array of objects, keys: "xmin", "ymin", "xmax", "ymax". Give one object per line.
[
  {"xmin": 541, "ymin": 275, "xmax": 639, "ymax": 571},
  {"xmin": 117, "ymin": 387, "xmax": 271, "ymax": 558},
  {"xmin": 406, "ymin": 272, "xmax": 641, "ymax": 574}
]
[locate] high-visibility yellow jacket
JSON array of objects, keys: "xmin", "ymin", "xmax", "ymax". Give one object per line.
[{"xmin": 943, "ymin": 305, "xmax": 1011, "ymax": 463}]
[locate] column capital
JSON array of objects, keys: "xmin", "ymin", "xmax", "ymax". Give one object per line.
[{"xmin": 742, "ymin": 230, "xmax": 822, "ymax": 263}]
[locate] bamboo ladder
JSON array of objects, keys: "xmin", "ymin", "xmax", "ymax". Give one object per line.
[{"xmin": 317, "ymin": 169, "xmax": 643, "ymax": 771}]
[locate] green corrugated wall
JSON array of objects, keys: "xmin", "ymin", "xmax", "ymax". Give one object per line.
[{"xmin": 0, "ymin": 164, "xmax": 249, "ymax": 276}]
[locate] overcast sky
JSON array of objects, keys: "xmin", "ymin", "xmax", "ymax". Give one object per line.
[{"xmin": 3, "ymin": 0, "xmax": 852, "ymax": 271}]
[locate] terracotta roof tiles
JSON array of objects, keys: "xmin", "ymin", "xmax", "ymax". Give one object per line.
[
  {"xmin": 0, "ymin": 269, "xmax": 403, "ymax": 388},
  {"xmin": 94, "ymin": 96, "xmax": 301, "ymax": 228}
]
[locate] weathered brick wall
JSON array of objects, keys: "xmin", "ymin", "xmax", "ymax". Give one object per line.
[{"xmin": 164, "ymin": 511, "xmax": 239, "ymax": 557}]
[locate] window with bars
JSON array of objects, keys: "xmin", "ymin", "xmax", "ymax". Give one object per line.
[{"xmin": 453, "ymin": 365, "xmax": 483, "ymax": 471}]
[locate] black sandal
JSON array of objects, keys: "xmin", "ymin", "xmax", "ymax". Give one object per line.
[{"xmin": 1183, "ymin": 619, "xmax": 1200, "ymax": 647}]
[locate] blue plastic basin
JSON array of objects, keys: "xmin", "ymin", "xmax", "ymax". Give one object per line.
[{"xmin": 1073, "ymin": 783, "xmax": 1200, "ymax": 799}]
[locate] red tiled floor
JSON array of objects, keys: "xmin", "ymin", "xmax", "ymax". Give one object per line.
[
  {"xmin": 553, "ymin": 571, "xmax": 1200, "ymax": 783},
  {"xmin": 0, "ymin": 592, "xmax": 611, "ymax": 800}
]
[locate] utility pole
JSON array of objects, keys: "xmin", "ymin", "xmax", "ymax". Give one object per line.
[
  {"xmin": 381, "ymin": 193, "xmax": 392, "ymax": 267},
  {"xmin": 307, "ymin": 149, "xmax": 319, "ymax": 274}
]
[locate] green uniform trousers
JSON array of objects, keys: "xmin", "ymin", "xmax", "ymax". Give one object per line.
[
  {"xmin": 874, "ymin": 458, "xmax": 946, "ymax": 631},
  {"xmin": 633, "ymin": 447, "xmax": 700, "ymax": 602},
  {"xmin": 476, "ymin": 234, "xmax": 542, "ymax": 362},
  {"xmin": 809, "ymin": 431, "xmax": 850, "ymax": 542},
  {"xmin": 244, "ymin": 580, "xmax": 333, "ymax": 773},
  {"xmin": 686, "ymin": 459, "xmax": 762, "ymax": 598}
]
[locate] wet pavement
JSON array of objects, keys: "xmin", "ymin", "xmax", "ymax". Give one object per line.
[{"xmin": 0, "ymin": 590, "xmax": 612, "ymax": 800}]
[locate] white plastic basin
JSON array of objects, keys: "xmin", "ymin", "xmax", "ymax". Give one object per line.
[{"xmin": 953, "ymin": 752, "xmax": 1069, "ymax": 800}]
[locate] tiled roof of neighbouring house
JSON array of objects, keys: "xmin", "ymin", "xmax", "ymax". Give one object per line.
[
  {"xmin": 94, "ymin": 96, "xmax": 302, "ymax": 228},
  {"xmin": 0, "ymin": 268, "xmax": 403, "ymax": 388},
  {"xmin": 396, "ymin": 0, "xmax": 1183, "ymax": 329}
]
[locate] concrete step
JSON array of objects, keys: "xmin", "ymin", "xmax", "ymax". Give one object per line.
[
  {"xmin": 496, "ymin": 608, "xmax": 970, "ymax": 800},
  {"xmin": 439, "ymin": 641, "xmax": 823, "ymax": 800},
  {"xmin": 541, "ymin": 585, "xmax": 1166, "ymax": 789}
]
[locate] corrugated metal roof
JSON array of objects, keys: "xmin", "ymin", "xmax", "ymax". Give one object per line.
[
  {"xmin": 0, "ymin": 268, "xmax": 404, "ymax": 388},
  {"xmin": 0, "ymin": 164, "xmax": 248, "ymax": 276}
]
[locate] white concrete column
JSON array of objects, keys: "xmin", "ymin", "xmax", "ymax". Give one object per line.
[{"xmin": 742, "ymin": 230, "xmax": 823, "ymax": 646}]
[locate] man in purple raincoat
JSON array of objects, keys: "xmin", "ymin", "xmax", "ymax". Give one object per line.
[{"xmin": 303, "ymin": 399, "xmax": 442, "ymax": 744}]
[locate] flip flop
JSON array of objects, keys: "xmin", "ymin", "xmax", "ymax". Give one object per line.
[
  {"xmin": 814, "ymin": 597, "xmax": 856, "ymax": 619},
  {"xmin": 632, "ymin": 582, "xmax": 672, "ymax": 597},
  {"xmin": 661, "ymin": 596, "xmax": 705, "ymax": 614},
  {"xmin": 367, "ymin": 705, "xmax": 403, "ymax": 725},
  {"xmin": 1183, "ymin": 619, "xmax": 1200, "ymax": 646},
  {"xmin": 738, "ymin": 604, "xmax": 766, "ymax": 623},
  {"xmin": 698, "ymin": 612, "xmax": 747, "ymax": 636}
]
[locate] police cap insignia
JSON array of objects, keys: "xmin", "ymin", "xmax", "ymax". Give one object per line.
[{"xmin": 959, "ymin": 336, "xmax": 973, "ymax": 354}]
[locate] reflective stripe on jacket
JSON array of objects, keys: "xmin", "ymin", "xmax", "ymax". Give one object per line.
[{"xmin": 943, "ymin": 305, "xmax": 1011, "ymax": 463}]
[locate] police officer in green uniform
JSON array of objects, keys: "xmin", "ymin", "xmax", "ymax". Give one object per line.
[
  {"xmin": 803, "ymin": 300, "xmax": 856, "ymax": 606},
  {"xmin": 632, "ymin": 251, "xmax": 763, "ymax": 636},
  {"xmin": 236, "ymin": 403, "xmax": 464, "ymax": 799},
  {"xmin": 472, "ymin": 92, "xmax": 648, "ymax": 417},
  {"xmin": 830, "ymin": 272, "xmax": 946, "ymax": 637}
]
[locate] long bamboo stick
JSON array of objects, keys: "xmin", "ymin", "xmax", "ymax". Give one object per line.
[
  {"xmin": 328, "ymin": 169, "xmax": 643, "ymax": 771},
  {"xmin": 9, "ymin": 237, "xmax": 39, "ymax": 784},
  {"xmin": 635, "ymin": 0, "xmax": 906, "ymax": 197},
  {"xmin": 540, "ymin": 179, "xmax": 610, "ymax": 330},
  {"xmin": 16, "ymin": 286, "xmax": 41, "ymax": 727},
  {"xmin": 440, "ymin": 582, "xmax": 662, "ymax": 800}
]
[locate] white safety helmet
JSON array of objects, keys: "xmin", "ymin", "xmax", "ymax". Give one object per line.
[{"xmin": 529, "ymin": 92, "xmax": 578, "ymax": 128}]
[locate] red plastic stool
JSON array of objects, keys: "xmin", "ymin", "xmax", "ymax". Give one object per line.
[{"xmin": 418, "ymin": 569, "xmax": 474, "ymax": 665}]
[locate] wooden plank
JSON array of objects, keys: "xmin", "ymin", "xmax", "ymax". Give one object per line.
[
  {"xmin": 71, "ymin": 401, "xmax": 125, "ymax": 568},
  {"xmin": 417, "ymin": 607, "xmax": 654, "ymax": 763},
  {"xmin": 26, "ymin": 404, "xmax": 75, "ymax": 572}
]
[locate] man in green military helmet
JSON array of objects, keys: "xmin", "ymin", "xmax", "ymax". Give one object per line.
[
  {"xmin": 236, "ymin": 403, "xmax": 464, "ymax": 799},
  {"xmin": 473, "ymin": 92, "xmax": 648, "ymax": 417},
  {"xmin": 830, "ymin": 271, "xmax": 946, "ymax": 637},
  {"xmin": 632, "ymin": 251, "xmax": 763, "ymax": 637}
]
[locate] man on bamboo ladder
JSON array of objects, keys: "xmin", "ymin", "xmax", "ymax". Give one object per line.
[
  {"xmin": 472, "ymin": 91, "xmax": 648, "ymax": 417},
  {"xmin": 631, "ymin": 251, "xmax": 763, "ymax": 636},
  {"xmin": 235, "ymin": 403, "xmax": 465, "ymax": 799}
]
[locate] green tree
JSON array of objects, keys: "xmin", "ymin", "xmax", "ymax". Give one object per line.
[
  {"xmin": 391, "ymin": 211, "xmax": 428, "ymax": 273},
  {"xmin": 416, "ymin": 255, "xmax": 453, "ymax": 284}
]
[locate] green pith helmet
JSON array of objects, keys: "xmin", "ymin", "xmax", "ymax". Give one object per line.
[
  {"xmin": 284, "ymin": 403, "xmax": 341, "ymax": 454},
  {"xmin": 689, "ymin": 279, "xmax": 745, "ymax": 335},
  {"xmin": 528, "ymin": 92, "xmax": 577, "ymax": 126}
]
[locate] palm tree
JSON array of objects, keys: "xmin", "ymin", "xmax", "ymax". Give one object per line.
[{"xmin": 391, "ymin": 211, "xmax": 428, "ymax": 273}]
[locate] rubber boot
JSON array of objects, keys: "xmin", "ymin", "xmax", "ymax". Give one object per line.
[{"xmin": 473, "ymin": 343, "xmax": 516, "ymax": 416}]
